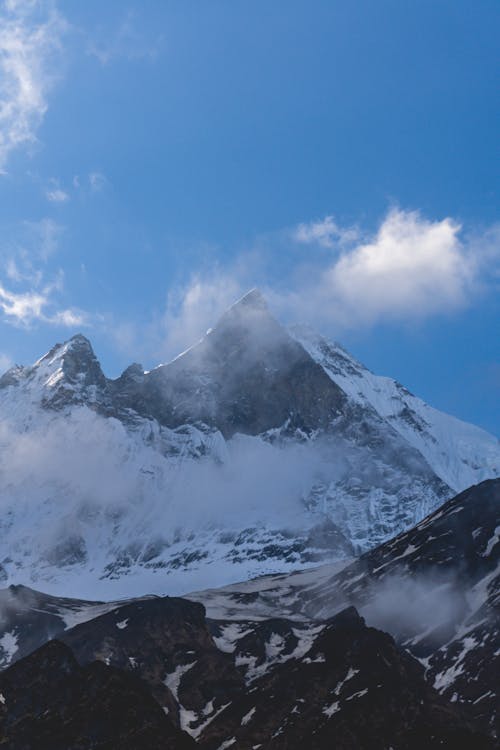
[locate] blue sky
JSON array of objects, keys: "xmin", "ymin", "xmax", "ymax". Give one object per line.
[{"xmin": 0, "ymin": 0, "xmax": 498, "ymax": 434}]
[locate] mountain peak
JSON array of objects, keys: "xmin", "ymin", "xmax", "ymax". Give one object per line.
[
  {"xmin": 231, "ymin": 287, "xmax": 268, "ymax": 311},
  {"xmin": 213, "ymin": 288, "xmax": 274, "ymax": 337},
  {"xmin": 68, "ymin": 333, "xmax": 93, "ymax": 349},
  {"xmin": 35, "ymin": 334, "xmax": 95, "ymax": 368},
  {"xmin": 30, "ymin": 334, "xmax": 108, "ymax": 405}
]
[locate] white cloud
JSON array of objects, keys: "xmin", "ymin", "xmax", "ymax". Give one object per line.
[
  {"xmin": 88, "ymin": 171, "xmax": 107, "ymax": 192},
  {"xmin": 0, "ymin": 216, "xmax": 87, "ymax": 328},
  {"xmin": 284, "ymin": 208, "xmax": 484, "ymax": 328},
  {"xmin": 0, "ymin": 0, "xmax": 66, "ymax": 170},
  {"xmin": 323, "ymin": 208, "xmax": 474, "ymax": 324},
  {"xmin": 0, "ymin": 283, "xmax": 45, "ymax": 321},
  {"xmin": 294, "ymin": 215, "xmax": 359, "ymax": 248},
  {"xmin": 105, "ymin": 272, "xmax": 246, "ymax": 365},
  {"xmin": 50, "ymin": 307, "xmax": 85, "ymax": 326},
  {"xmin": 46, "ymin": 187, "xmax": 69, "ymax": 203},
  {"xmin": 0, "ymin": 280, "xmax": 86, "ymax": 327}
]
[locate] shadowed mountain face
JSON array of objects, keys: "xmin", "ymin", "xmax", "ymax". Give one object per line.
[
  {"xmin": 0, "ymin": 639, "xmax": 196, "ymax": 750},
  {"xmin": 198, "ymin": 607, "xmax": 491, "ymax": 750},
  {"xmin": 139, "ymin": 290, "xmax": 348, "ymax": 436},
  {"xmin": 0, "ymin": 290, "xmax": 348, "ymax": 437}
]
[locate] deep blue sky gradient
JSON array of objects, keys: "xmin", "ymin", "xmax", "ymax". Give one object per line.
[{"xmin": 0, "ymin": 1, "xmax": 498, "ymax": 433}]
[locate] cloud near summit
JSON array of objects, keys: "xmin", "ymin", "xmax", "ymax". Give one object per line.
[
  {"xmin": 148, "ymin": 208, "xmax": 495, "ymax": 361},
  {"xmin": 307, "ymin": 208, "xmax": 476, "ymax": 326}
]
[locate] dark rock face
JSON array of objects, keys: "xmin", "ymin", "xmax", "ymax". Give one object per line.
[
  {"xmin": 0, "ymin": 482, "xmax": 497, "ymax": 743},
  {"xmin": 199, "ymin": 607, "xmax": 491, "ymax": 750},
  {"xmin": 0, "ymin": 585, "xmax": 108, "ymax": 669},
  {"xmin": 250, "ymin": 480, "xmax": 500, "ymax": 738},
  {"xmin": 0, "ymin": 639, "xmax": 195, "ymax": 749},
  {"xmin": 0, "ymin": 604, "xmax": 492, "ymax": 750},
  {"xmin": 39, "ymin": 335, "xmax": 111, "ymax": 411},
  {"xmin": 122, "ymin": 290, "xmax": 348, "ymax": 437},
  {"xmin": 305, "ymin": 476, "xmax": 500, "ymax": 739},
  {"xmin": 60, "ymin": 596, "xmax": 245, "ymax": 731}
]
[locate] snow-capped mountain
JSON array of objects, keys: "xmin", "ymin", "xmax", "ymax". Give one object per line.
[{"xmin": 0, "ymin": 290, "xmax": 498, "ymax": 597}]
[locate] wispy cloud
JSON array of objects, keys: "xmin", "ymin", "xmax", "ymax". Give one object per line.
[
  {"xmin": 0, "ymin": 278, "xmax": 87, "ymax": 327},
  {"xmin": 0, "ymin": 352, "xmax": 12, "ymax": 373},
  {"xmin": 88, "ymin": 170, "xmax": 107, "ymax": 192},
  {"xmin": 294, "ymin": 215, "xmax": 359, "ymax": 248},
  {"xmin": 86, "ymin": 10, "xmax": 163, "ymax": 66},
  {"xmin": 161, "ymin": 274, "xmax": 245, "ymax": 360},
  {"xmin": 46, "ymin": 186, "xmax": 69, "ymax": 203},
  {"xmin": 68, "ymin": 170, "xmax": 110, "ymax": 195},
  {"xmin": 106, "ymin": 272, "xmax": 245, "ymax": 365},
  {"xmin": 0, "ymin": 217, "xmax": 87, "ymax": 327},
  {"xmin": 0, "ymin": 0, "xmax": 66, "ymax": 171}
]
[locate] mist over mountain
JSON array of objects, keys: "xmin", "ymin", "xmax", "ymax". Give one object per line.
[{"xmin": 0, "ymin": 290, "xmax": 497, "ymax": 599}]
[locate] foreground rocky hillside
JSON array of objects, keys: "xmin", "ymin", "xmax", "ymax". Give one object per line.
[
  {"xmin": 0, "ymin": 605, "xmax": 492, "ymax": 749},
  {"xmin": 0, "ymin": 480, "xmax": 497, "ymax": 746}
]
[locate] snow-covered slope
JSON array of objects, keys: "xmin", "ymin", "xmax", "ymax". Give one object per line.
[
  {"xmin": 292, "ymin": 325, "xmax": 499, "ymax": 492},
  {"xmin": 0, "ymin": 290, "xmax": 497, "ymax": 597}
]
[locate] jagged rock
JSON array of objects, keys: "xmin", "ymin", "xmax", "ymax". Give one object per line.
[
  {"xmin": 0, "ymin": 639, "xmax": 196, "ymax": 749},
  {"xmin": 199, "ymin": 606, "xmax": 492, "ymax": 749},
  {"xmin": 60, "ymin": 596, "xmax": 245, "ymax": 732}
]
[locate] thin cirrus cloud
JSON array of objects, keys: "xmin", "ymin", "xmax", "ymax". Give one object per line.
[
  {"xmin": 86, "ymin": 10, "xmax": 163, "ymax": 66},
  {"xmin": 0, "ymin": 217, "xmax": 87, "ymax": 328},
  {"xmin": 0, "ymin": 0, "xmax": 66, "ymax": 171},
  {"xmin": 294, "ymin": 215, "xmax": 360, "ymax": 248}
]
